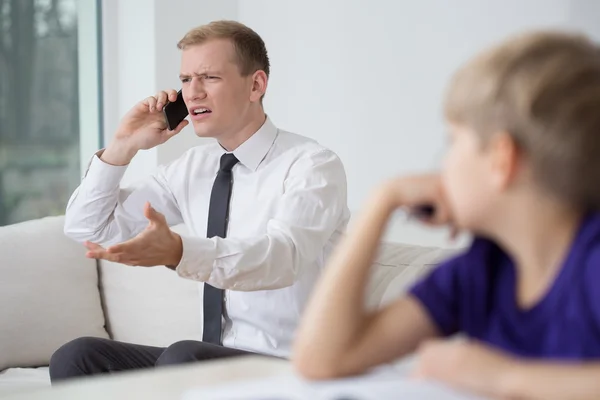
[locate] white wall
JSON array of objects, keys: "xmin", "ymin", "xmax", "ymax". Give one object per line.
[
  {"xmin": 101, "ymin": 0, "xmax": 237, "ymax": 185},
  {"xmin": 102, "ymin": 0, "xmax": 600, "ymax": 247},
  {"xmin": 238, "ymin": 0, "xmax": 599, "ymax": 247},
  {"xmin": 102, "ymin": 0, "xmax": 157, "ymax": 186}
]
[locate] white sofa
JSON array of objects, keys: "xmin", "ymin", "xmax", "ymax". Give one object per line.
[{"xmin": 0, "ymin": 215, "xmax": 457, "ymax": 396}]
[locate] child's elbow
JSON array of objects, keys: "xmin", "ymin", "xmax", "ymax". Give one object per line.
[
  {"xmin": 293, "ymin": 357, "xmax": 345, "ymax": 381},
  {"xmin": 292, "ymin": 347, "xmax": 352, "ymax": 381}
]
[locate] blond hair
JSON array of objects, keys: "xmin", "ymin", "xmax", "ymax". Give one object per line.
[
  {"xmin": 178, "ymin": 20, "xmax": 270, "ymax": 77},
  {"xmin": 445, "ymin": 31, "xmax": 600, "ymax": 211}
]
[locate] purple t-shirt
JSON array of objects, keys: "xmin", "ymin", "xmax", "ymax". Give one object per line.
[{"xmin": 409, "ymin": 213, "xmax": 600, "ymax": 359}]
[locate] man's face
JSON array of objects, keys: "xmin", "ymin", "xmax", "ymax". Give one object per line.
[{"xmin": 179, "ymin": 39, "xmax": 256, "ymax": 138}]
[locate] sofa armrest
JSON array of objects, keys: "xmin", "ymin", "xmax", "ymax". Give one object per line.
[{"xmin": 0, "ymin": 216, "xmax": 109, "ymax": 370}]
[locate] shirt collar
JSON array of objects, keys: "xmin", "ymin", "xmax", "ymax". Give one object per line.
[{"xmin": 228, "ymin": 116, "xmax": 278, "ymax": 172}]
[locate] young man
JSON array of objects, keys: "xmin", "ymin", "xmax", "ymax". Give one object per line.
[{"xmin": 50, "ymin": 20, "xmax": 349, "ymax": 382}]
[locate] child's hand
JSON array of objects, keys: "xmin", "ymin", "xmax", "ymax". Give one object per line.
[
  {"xmin": 378, "ymin": 174, "xmax": 455, "ymax": 228},
  {"xmin": 412, "ymin": 339, "xmax": 518, "ymax": 398}
]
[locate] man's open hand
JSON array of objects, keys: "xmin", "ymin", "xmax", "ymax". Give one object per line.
[{"xmin": 84, "ymin": 202, "xmax": 183, "ymax": 267}]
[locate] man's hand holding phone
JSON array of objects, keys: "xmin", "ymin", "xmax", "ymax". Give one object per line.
[{"xmin": 101, "ymin": 89, "xmax": 189, "ymax": 166}]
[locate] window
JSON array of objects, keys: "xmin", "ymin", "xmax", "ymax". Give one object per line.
[{"xmin": 0, "ymin": 0, "xmax": 101, "ymax": 226}]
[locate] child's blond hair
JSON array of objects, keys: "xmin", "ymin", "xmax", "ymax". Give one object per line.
[{"xmin": 445, "ymin": 31, "xmax": 600, "ymax": 211}]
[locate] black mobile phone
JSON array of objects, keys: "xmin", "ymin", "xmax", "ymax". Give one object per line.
[{"xmin": 163, "ymin": 89, "xmax": 189, "ymax": 131}]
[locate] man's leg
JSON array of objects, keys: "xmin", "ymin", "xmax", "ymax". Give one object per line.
[
  {"xmin": 155, "ymin": 340, "xmax": 253, "ymax": 367},
  {"xmin": 49, "ymin": 336, "xmax": 165, "ymax": 383}
]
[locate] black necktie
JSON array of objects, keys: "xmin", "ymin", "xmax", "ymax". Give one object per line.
[{"xmin": 203, "ymin": 153, "xmax": 239, "ymax": 345}]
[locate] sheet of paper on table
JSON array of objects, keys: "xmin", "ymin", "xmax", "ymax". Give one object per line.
[{"xmin": 181, "ymin": 368, "xmax": 487, "ymax": 400}]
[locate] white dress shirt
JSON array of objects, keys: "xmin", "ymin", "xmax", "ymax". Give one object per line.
[{"xmin": 64, "ymin": 117, "xmax": 350, "ymax": 357}]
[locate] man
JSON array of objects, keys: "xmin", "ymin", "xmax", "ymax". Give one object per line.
[{"xmin": 49, "ymin": 20, "xmax": 349, "ymax": 381}]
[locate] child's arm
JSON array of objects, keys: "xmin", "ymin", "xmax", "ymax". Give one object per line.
[
  {"xmin": 293, "ymin": 175, "xmax": 452, "ymax": 379},
  {"xmin": 415, "ymin": 339, "xmax": 600, "ymax": 400},
  {"xmin": 504, "ymin": 361, "xmax": 600, "ymax": 400}
]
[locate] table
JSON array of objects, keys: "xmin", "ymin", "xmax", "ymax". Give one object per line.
[
  {"xmin": 3, "ymin": 356, "xmax": 291, "ymax": 400},
  {"xmin": 3, "ymin": 356, "xmax": 485, "ymax": 400}
]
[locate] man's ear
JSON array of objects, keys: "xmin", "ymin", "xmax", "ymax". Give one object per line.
[
  {"xmin": 489, "ymin": 131, "xmax": 520, "ymax": 191},
  {"xmin": 249, "ymin": 70, "xmax": 268, "ymax": 103}
]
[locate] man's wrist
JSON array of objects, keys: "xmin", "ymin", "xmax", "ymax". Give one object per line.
[
  {"xmin": 168, "ymin": 232, "xmax": 184, "ymax": 268},
  {"xmin": 101, "ymin": 139, "xmax": 138, "ymax": 166}
]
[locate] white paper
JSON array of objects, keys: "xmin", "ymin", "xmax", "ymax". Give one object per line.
[{"xmin": 181, "ymin": 369, "xmax": 487, "ymax": 400}]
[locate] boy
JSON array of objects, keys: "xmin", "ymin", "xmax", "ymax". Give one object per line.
[{"xmin": 293, "ymin": 31, "xmax": 600, "ymax": 400}]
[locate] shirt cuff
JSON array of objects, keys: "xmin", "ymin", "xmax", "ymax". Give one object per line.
[
  {"xmin": 84, "ymin": 152, "xmax": 129, "ymax": 192},
  {"xmin": 175, "ymin": 234, "xmax": 217, "ymax": 282}
]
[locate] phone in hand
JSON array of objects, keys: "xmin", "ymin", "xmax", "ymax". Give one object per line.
[{"xmin": 163, "ymin": 89, "xmax": 189, "ymax": 131}]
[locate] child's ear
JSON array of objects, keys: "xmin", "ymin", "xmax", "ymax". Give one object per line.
[{"xmin": 489, "ymin": 132, "xmax": 520, "ymax": 191}]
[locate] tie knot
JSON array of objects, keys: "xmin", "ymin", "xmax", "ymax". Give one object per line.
[{"xmin": 219, "ymin": 153, "xmax": 239, "ymax": 172}]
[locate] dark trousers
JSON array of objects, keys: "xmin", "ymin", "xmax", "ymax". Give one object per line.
[{"xmin": 49, "ymin": 336, "xmax": 253, "ymax": 383}]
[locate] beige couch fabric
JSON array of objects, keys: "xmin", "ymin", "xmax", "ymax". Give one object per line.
[{"xmin": 0, "ymin": 216, "xmax": 109, "ymax": 371}]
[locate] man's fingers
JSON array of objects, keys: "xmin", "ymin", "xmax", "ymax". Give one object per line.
[
  {"xmin": 84, "ymin": 241, "xmax": 103, "ymax": 251},
  {"xmin": 85, "ymin": 246, "xmax": 119, "ymax": 262},
  {"xmin": 95, "ymin": 250, "xmax": 133, "ymax": 265},
  {"xmin": 87, "ymin": 251, "xmax": 117, "ymax": 262},
  {"xmin": 143, "ymin": 201, "xmax": 155, "ymax": 221},
  {"xmin": 167, "ymin": 89, "xmax": 178, "ymax": 102},
  {"xmin": 84, "ymin": 241, "xmax": 110, "ymax": 259},
  {"xmin": 155, "ymin": 91, "xmax": 168, "ymax": 111},
  {"xmin": 84, "ymin": 238, "xmax": 135, "ymax": 263},
  {"xmin": 166, "ymin": 119, "xmax": 189, "ymax": 138},
  {"xmin": 84, "ymin": 236, "xmax": 149, "ymax": 266},
  {"xmin": 145, "ymin": 96, "xmax": 158, "ymax": 112},
  {"xmin": 144, "ymin": 201, "xmax": 167, "ymax": 225}
]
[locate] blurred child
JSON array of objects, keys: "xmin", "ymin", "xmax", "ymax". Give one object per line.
[{"xmin": 293, "ymin": 31, "xmax": 600, "ymax": 400}]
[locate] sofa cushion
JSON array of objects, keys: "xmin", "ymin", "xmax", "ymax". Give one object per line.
[
  {"xmin": 99, "ymin": 260, "xmax": 203, "ymax": 347},
  {"xmin": 366, "ymin": 242, "xmax": 460, "ymax": 308},
  {"xmin": 0, "ymin": 367, "xmax": 49, "ymax": 396},
  {"xmin": 0, "ymin": 216, "xmax": 109, "ymax": 371}
]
